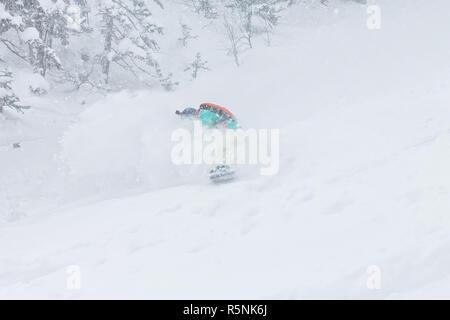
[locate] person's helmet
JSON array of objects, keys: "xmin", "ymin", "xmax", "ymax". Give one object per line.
[{"xmin": 175, "ymin": 108, "xmax": 197, "ymax": 118}]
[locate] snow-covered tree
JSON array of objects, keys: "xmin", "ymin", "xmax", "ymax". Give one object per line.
[
  {"xmin": 0, "ymin": 2, "xmax": 26, "ymax": 61},
  {"xmin": 58, "ymin": 51, "xmax": 102, "ymax": 91},
  {"xmin": 97, "ymin": 0, "xmax": 166, "ymax": 85},
  {"xmin": 224, "ymin": 0, "xmax": 291, "ymax": 49},
  {"xmin": 184, "ymin": 52, "xmax": 209, "ymax": 79},
  {"xmin": 155, "ymin": 66, "xmax": 178, "ymax": 91},
  {"xmin": 0, "ymin": 68, "xmax": 30, "ymax": 114},
  {"xmin": 25, "ymin": 1, "xmax": 69, "ymax": 76},
  {"xmin": 224, "ymin": 0, "xmax": 256, "ymax": 49},
  {"xmin": 66, "ymin": 0, "xmax": 91, "ymax": 33},
  {"xmin": 1, "ymin": 0, "xmax": 69, "ymax": 76},
  {"xmin": 256, "ymin": 0, "xmax": 290, "ymax": 45},
  {"xmin": 223, "ymin": 8, "xmax": 243, "ymax": 66},
  {"xmin": 0, "ymin": 0, "xmax": 300, "ymax": 91},
  {"xmin": 189, "ymin": 0, "xmax": 219, "ymax": 19},
  {"xmin": 220, "ymin": 0, "xmax": 292, "ymax": 65},
  {"xmin": 178, "ymin": 23, "xmax": 198, "ymax": 47}
]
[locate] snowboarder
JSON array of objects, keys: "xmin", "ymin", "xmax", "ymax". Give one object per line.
[
  {"xmin": 176, "ymin": 103, "xmax": 239, "ymax": 129},
  {"xmin": 176, "ymin": 103, "xmax": 240, "ymax": 182}
]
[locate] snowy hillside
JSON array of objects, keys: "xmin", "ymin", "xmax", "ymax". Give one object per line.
[{"xmin": 1, "ymin": 0, "xmax": 450, "ymax": 299}]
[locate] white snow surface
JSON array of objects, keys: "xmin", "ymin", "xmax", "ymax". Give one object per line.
[{"xmin": 1, "ymin": 0, "xmax": 450, "ymax": 299}]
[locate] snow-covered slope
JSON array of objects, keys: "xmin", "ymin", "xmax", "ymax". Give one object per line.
[{"xmin": 1, "ymin": 0, "xmax": 450, "ymax": 299}]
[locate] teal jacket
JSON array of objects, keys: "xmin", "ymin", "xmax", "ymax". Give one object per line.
[{"xmin": 198, "ymin": 109, "xmax": 240, "ymax": 129}]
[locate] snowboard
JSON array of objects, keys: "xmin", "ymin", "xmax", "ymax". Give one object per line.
[{"xmin": 209, "ymin": 165, "xmax": 235, "ymax": 183}]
